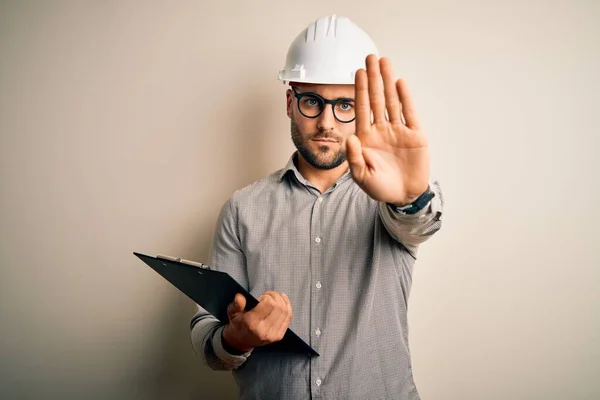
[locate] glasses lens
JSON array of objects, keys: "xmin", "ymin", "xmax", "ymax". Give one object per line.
[
  {"xmin": 333, "ymin": 100, "xmax": 355, "ymax": 123},
  {"xmin": 298, "ymin": 95, "xmax": 323, "ymax": 118},
  {"xmin": 295, "ymin": 90, "xmax": 356, "ymax": 123}
]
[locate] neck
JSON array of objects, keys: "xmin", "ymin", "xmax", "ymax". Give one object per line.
[{"xmin": 295, "ymin": 153, "xmax": 349, "ymax": 193}]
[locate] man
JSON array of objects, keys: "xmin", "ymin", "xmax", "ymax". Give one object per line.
[{"xmin": 190, "ymin": 15, "xmax": 443, "ymax": 400}]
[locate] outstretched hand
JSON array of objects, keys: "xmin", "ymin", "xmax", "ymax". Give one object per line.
[{"xmin": 346, "ymin": 55, "xmax": 430, "ymax": 206}]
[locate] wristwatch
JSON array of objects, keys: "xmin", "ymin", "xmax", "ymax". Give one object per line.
[{"xmin": 387, "ymin": 185, "xmax": 435, "ymax": 215}]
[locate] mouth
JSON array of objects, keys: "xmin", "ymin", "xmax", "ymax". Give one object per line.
[{"xmin": 312, "ymin": 138, "xmax": 338, "ymax": 143}]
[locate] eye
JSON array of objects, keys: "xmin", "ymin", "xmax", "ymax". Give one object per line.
[
  {"xmin": 303, "ymin": 97, "xmax": 320, "ymax": 107},
  {"xmin": 338, "ymin": 102, "xmax": 354, "ymax": 111}
]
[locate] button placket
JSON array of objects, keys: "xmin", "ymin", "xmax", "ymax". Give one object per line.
[{"xmin": 310, "ymin": 191, "xmax": 325, "ymax": 398}]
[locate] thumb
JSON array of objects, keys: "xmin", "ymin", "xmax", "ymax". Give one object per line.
[
  {"xmin": 235, "ymin": 293, "xmax": 247, "ymax": 311},
  {"xmin": 346, "ymin": 135, "xmax": 367, "ymax": 182},
  {"xmin": 227, "ymin": 293, "xmax": 246, "ymax": 321}
]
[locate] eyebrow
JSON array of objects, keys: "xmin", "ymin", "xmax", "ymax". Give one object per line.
[{"xmin": 298, "ymin": 90, "xmax": 355, "ymax": 101}]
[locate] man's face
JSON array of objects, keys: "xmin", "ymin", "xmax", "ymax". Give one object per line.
[{"xmin": 286, "ymin": 84, "xmax": 356, "ymax": 170}]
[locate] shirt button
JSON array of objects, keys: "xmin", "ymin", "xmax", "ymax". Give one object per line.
[
  {"xmin": 315, "ymin": 328, "xmax": 321, "ymax": 336},
  {"xmin": 316, "ymin": 378, "xmax": 322, "ymax": 386},
  {"xmin": 315, "ymin": 237, "xmax": 321, "ymax": 243},
  {"xmin": 315, "ymin": 281, "xmax": 322, "ymax": 289},
  {"xmin": 318, "ymin": 196, "xmax": 323, "ymax": 202}
]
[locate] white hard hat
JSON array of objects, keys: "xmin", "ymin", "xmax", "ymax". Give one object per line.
[{"xmin": 278, "ymin": 15, "xmax": 379, "ymax": 85}]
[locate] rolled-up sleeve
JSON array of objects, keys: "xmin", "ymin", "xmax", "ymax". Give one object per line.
[{"xmin": 378, "ymin": 179, "xmax": 444, "ymax": 257}]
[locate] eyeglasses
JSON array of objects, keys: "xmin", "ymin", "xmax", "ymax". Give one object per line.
[{"xmin": 291, "ymin": 87, "xmax": 356, "ymax": 123}]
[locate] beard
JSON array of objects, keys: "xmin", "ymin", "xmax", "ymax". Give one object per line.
[{"xmin": 290, "ymin": 116, "xmax": 348, "ymax": 170}]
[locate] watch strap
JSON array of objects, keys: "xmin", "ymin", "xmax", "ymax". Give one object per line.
[{"xmin": 387, "ymin": 185, "xmax": 435, "ymax": 215}]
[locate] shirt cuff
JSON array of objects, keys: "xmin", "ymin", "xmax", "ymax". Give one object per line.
[
  {"xmin": 377, "ymin": 180, "xmax": 444, "ymax": 256},
  {"xmin": 211, "ymin": 325, "xmax": 253, "ymax": 368}
]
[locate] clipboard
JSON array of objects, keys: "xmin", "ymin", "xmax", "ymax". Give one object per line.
[{"xmin": 133, "ymin": 252, "xmax": 319, "ymax": 357}]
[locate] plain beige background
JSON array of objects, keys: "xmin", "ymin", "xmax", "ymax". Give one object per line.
[{"xmin": 1, "ymin": 0, "xmax": 598, "ymax": 399}]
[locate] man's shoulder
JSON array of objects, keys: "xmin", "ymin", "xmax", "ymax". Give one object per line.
[{"xmin": 227, "ymin": 168, "xmax": 286, "ymax": 207}]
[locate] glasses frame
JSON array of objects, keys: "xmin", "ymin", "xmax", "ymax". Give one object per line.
[{"xmin": 291, "ymin": 87, "xmax": 356, "ymax": 123}]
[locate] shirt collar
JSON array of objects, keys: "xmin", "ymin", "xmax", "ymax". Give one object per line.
[
  {"xmin": 277, "ymin": 152, "xmax": 302, "ymax": 182},
  {"xmin": 277, "ymin": 152, "xmax": 353, "ymax": 188}
]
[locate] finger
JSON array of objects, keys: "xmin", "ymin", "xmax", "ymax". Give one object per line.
[
  {"xmin": 227, "ymin": 293, "xmax": 246, "ymax": 321},
  {"xmin": 277, "ymin": 292, "xmax": 292, "ymax": 322},
  {"xmin": 280, "ymin": 293, "xmax": 293, "ymax": 334},
  {"xmin": 252, "ymin": 293, "xmax": 277, "ymax": 321},
  {"xmin": 265, "ymin": 291, "xmax": 287, "ymax": 309},
  {"xmin": 396, "ymin": 79, "xmax": 421, "ymax": 130},
  {"xmin": 235, "ymin": 293, "xmax": 247, "ymax": 311},
  {"xmin": 346, "ymin": 135, "xmax": 367, "ymax": 182},
  {"xmin": 260, "ymin": 292, "xmax": 288, "ymax": 337},
  {"xmin": 275, "ymin": 313, "xmax": 290, "ymax": 341},
  {"xmin": 354, "ymin": 68, "xmax": 370, "ymax": 135},
  {"xmin": 281, "ymin": 292, "xmax": 292, "ymax": 317},
  {"xmin": 366, "ymin": 54, "xmax": 386, "ymax": 124},
  {"xmin": 380, "ymin": 57, "xmax": 402, "ymax": 124},
  {"xmin": 271, "ymin": 293, "xmax": 292, "ymax": 339},
  {"xmin": 271, "ymin": 303, "xmax": 290, "ymax": 336},
  {"xmin": 279, "ymin": 292, "xmax": 293, "ymax": 326}
]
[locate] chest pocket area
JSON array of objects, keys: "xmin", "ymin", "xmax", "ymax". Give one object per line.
[{"xmin": 241, "ymin": 212, "xmax": 312, "ymax": 297}]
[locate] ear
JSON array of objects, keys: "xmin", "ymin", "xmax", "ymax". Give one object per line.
[{"xmin": 286, "ymin": 89, "xmax": 293, "ymax": 119}]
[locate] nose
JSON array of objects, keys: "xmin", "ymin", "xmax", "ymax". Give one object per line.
[{"xmin": 317, "ymin": 104, "xmax": 336, "ymax": 132}]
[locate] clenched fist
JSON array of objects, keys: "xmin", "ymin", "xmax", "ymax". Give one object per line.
[{"xmin": 222, "ymin": 291, "xmax": 293, "ymax": 353}]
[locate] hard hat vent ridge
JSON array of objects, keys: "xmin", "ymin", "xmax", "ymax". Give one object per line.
[{"xmin": 325, "ymin": 14, "xmax": 338, "ymax": 37}]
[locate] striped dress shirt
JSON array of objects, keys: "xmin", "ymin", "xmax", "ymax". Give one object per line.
[{"xmin": 191, "ymin": 152, "xmax": 444, "ymax": 400}]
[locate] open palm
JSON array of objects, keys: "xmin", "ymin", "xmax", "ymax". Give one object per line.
[{"xmin": 346, "ymin": 55, "xmax": 430, "ymax": 206}]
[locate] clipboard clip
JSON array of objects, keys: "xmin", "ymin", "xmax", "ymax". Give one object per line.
[{"xmin": 157, "ymin": 254, "xmax": 211, "ymax": 270}]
